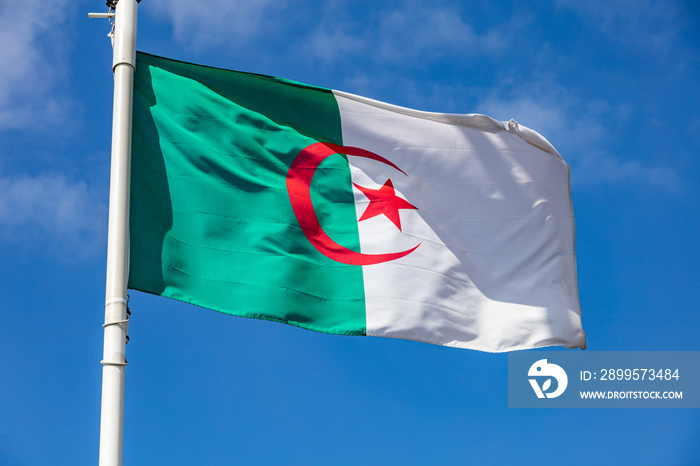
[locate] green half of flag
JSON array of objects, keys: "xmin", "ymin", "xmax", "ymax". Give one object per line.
[{"xmin": 129, "ymin": 52, "xmax": 367, "ymax": 335}]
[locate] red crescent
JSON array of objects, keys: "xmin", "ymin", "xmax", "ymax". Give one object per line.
[{"xmin": 286, "ymin": 142, "xmax": 420, "ymax": 266}]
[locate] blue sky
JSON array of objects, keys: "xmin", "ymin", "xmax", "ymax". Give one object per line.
[{"xmin": 2, "ymin": 0, "xmax": 700, "ymax": 464}]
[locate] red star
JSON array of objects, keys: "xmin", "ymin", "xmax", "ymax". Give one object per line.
[{"xmin": 353, "ymin": 179, "xmax": 418, "ymax": 231}]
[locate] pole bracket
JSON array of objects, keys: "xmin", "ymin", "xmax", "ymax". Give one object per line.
[
  {"xmin": 88, "ymin": 12, "xmax": 115, "ymax": 18},
  {"xmin": 102, "ymin": 319, "xmax": 129, "ymax": 328},
  {"xmin": 100, "ymin": 360, "xmax": 128, "ymax": 366}
]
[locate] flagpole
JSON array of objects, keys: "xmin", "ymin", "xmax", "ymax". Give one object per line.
[{"xmin": 98, "ymin": 1, "xmax": 138, "ymax": 465}]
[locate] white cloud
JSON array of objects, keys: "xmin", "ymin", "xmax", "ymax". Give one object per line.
[
  {"xmin": 575, "ymin": 150, "xmax": 680, "ymax": 192},
  {"xmin": 0, "ymin": 0, "xmax": 75, "ymax": 130},
  {"xmin": 375, "ymin": 7, "xmax": 504, "ymax": 62},
  {"xmin": 305, "ymin": 5, "xmax": 507, "ymax": 64},
  {"xmin": 0, "ymin": 172, "xmax": 107, "ymax": 258},
  {"xmin": 148, "ymin": 0, "xmax": 280, "ymax": 49},
  {"xmin": 305, "ymin": 27, "xmax": 367, "ymax": 62},
  {"xmin": 555, "ymin": 0, "xmax": 682, "ymax": 53},
  {"xmin": 0, "ymin": 1, "xmax": 104, "ymax": 257}
]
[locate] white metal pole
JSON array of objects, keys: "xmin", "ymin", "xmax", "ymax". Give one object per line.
[{"xmin": 99, "ymin": 1, "xmax": 138, "ymax": 465}]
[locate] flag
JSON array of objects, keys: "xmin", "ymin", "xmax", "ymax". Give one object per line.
[{"xmin": 129, "ymin": 52, "xmax": 585, "ymax": 352}]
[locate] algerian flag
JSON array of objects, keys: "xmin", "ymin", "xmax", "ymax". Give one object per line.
[{"xmin": 129, "ymin": 52, "xmax": 585, "ymax": 352}]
